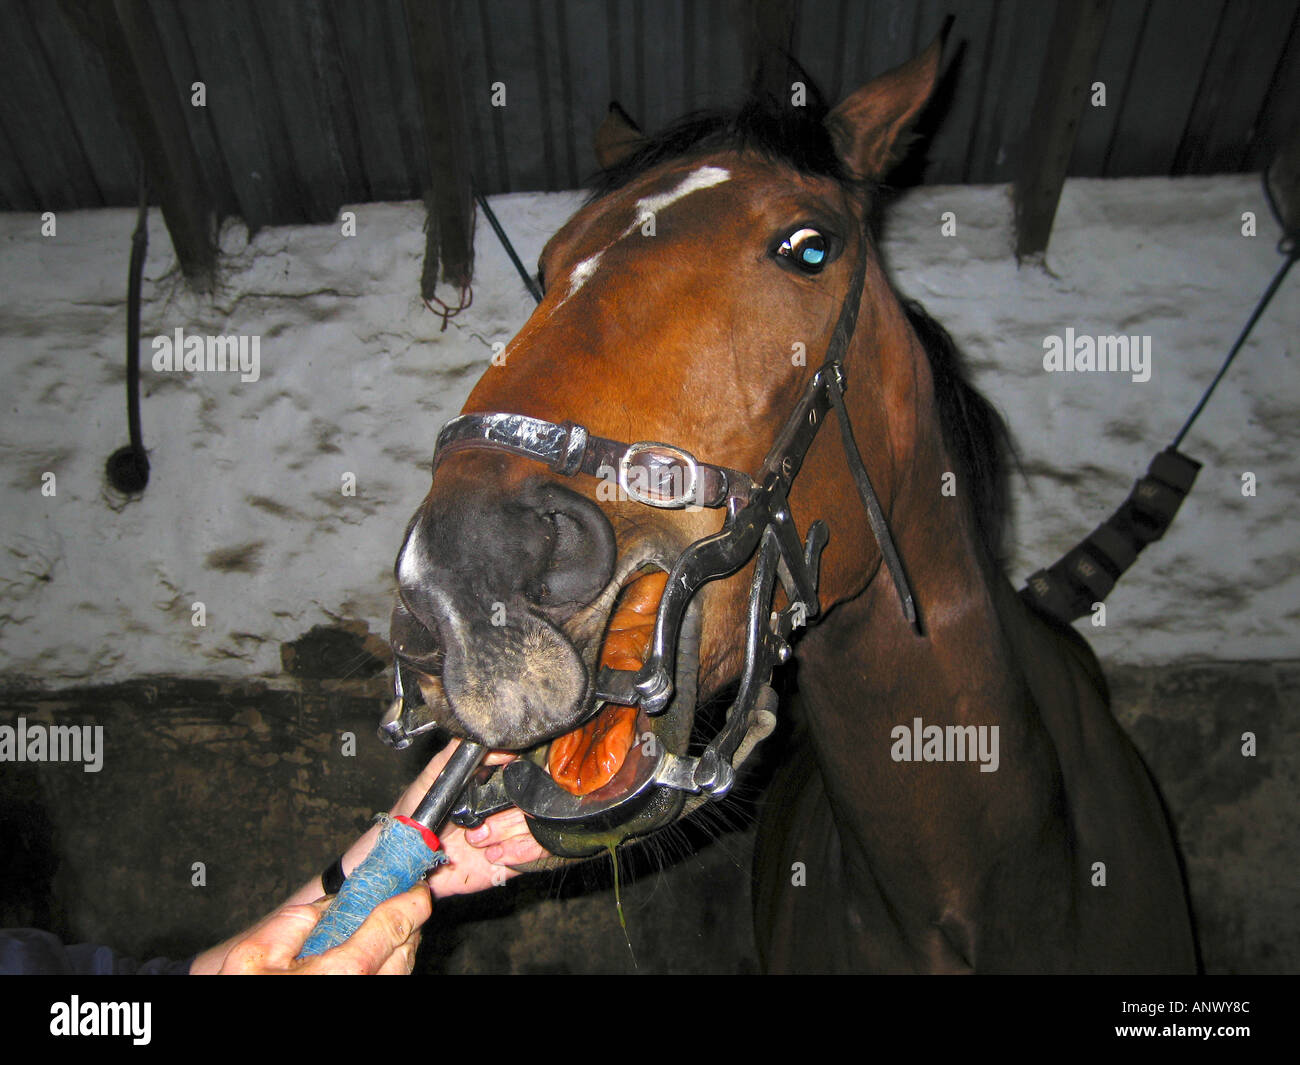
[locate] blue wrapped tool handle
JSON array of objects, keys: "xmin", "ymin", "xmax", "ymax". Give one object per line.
[{"xmin": 298, "ymin": 815, "xmax": 444, "ymax": 958}]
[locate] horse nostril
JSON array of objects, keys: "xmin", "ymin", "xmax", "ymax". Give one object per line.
[{"xmin": 519, "ymin": 484, "xmax": 616, "ymax": 610}]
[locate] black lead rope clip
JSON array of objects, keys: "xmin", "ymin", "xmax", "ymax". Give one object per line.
[{"xmin": 1022, "ymin": 448, "xmax": 1202, "ymax": 624}]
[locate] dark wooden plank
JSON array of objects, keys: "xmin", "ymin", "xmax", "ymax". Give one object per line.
[
  {"xmin": 449, "ymin": 0, "xmax": 495, "ymax": 193},
  {"xmin": 1180, "ymin": 0, "xmax": 1289, "ymax": 174},
  {"xmin": 404, "ymin": 0, "xmax": 475, "ymax": 294},
  {"xmin": 326, "ymin": 0, "xmax": 421, "ymax": 202},
  {"xmin": 58, "ymin": 0, "xmax": 216, "ymax": 283},
  {"xmin": 1248, "ymin": 2, "xmax": 1300, "ymax": 175},
  {"xmin": 1102, "ymin": 0, "xmax": 1224, "ymax": 177},
  {"xmin": 963, "ymin": 0, "xmax": 1057, "ymax": 184},
  {"xmin": 1013, "ymin": 0, "xmax": 1113, "ymax": 258},
  {"xmin": 558, "ymin": 0, "xmax": 611, "ymax": 184},
  {"xmin": 381, "ymin": 0, "xmax": 430, "ymax": 194},
  {"xmin": 222, "ymin": 0, "xmax": 315, "ymax": 221},
  {"xmin": 0, "ymin": 1, "xmax": 102, "ymax": 209},
  {"xmin": 247, "ymin": 0, "xmax": 349, "ymax": 223},
  {"xmin": 740, "ymin": 0, "xmax": 798, "ymax": 99},
  {"xmin": 552, "ymin": 0, "xmax": 579, "ymax": 187},
  {"xmin": 481, "ymin": 0, "xmax": 547, "ymax": 191},
  {"xmin": 1175, "ymin": 0, "xmax": 1296, "ymax": 174},
  {"xmin": 0, "ymin": 105, "xmax": 39, "ymax": 211},
  {"xmin": 631, "ymin": 0, "xmax": 646, "ymax": 126},
  {"xmin": 795, "ymin": 0, "xmax": 852, "ymax": 109},
  {"xmin": 710, "ymin": 0, "xmax": 747, "ymax": 110},
  {"xmin": 794, "ymin": 0, "xmax": 841, "ymax": 99},
  {"xmin": 305, "ymin": 0, "xmax": 371, "ymax": 205},
  {"xmin": 142, "ymin": 0, "xmax": 240, "ymax": 221},
  {"xmin": 835, "ymin": 0, "xmax": 874, "ymax": 98},
  {"xmin": 1068, "ymin": 0, "xmax": 1147, "ymax": 177},
  {"xmin": 862, "ymin": 0, "xmax": 915, "ymax": 89},
  {"xmin": 530, "ymin": 0, "xmax": 560, "ymax": 189},
  {"xmin": 30, "ymin": 0, "xmax": 137, "ymax": 205},
  {"xmin": 640, "ymin": 0, "xmax": 684, "ymax": 132},
  {"xmin": 164, "ymin": 0, "xmax": 284, "ymax": 230},
  {"xmin": 475, "ymin": 0, "xmax": 511, "ymax": 192},
  {"xmin": 906, "ymin": 0, "xmax": 992, "ymax": 185},
  {"xmin": 682, "ymin": 0, "xmax": 700, "ymax": 110}
]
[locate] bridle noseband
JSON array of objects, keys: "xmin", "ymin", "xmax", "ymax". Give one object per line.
[{"xmin": 381, "ymin": 221, "xmax": 920, "ymax": 832}]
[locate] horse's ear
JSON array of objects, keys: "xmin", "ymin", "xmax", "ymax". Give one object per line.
[
  {"xmin": 826, "ymin": 30, "xmax": 946, "ymax": 181},
  {"xmin": 595, "ymin": 102, "xmax": 647, "ymax": 170}
]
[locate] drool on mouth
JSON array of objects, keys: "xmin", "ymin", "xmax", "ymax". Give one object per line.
[{"xmin": 547, "ymin": 569, "xmax": 668, "ymax": 794}]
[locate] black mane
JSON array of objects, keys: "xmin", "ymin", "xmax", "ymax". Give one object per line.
[
  {"xmin": 588, "ymin": 83, "xmax": 854, "ymax": 201},
  {"xmin": 588, "ymin": 93, "xmax": 1010, "ymax": 568}
]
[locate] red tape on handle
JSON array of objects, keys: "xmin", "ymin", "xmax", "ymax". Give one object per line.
[{"xmin": 394, "ymin": 815, "xmax": 441, "ymax": 854}]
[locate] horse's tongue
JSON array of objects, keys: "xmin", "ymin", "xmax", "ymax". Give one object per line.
[{"xmin": 548, "ymin": 571, "xmax": 668, "ymax": 796}]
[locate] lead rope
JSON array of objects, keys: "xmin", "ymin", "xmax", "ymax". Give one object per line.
[{"xmin": 477, "ymin": 190, "xmax": 544, "ymax": 305}]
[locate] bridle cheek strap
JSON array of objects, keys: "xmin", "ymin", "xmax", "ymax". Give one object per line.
[
  {"xmin": 825, "ymin": 372, "xmax": 919, "ymax": 630},
  {"xmin": 817, "ymin": 218, "xmax": 920, "ymax": 633}
]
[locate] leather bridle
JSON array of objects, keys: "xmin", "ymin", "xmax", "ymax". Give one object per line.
[{"xmin": 380, "ymin": 221, "xmax": 921, "ymax": 830}]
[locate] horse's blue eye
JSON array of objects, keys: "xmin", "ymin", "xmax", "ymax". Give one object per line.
[{"xmin": 777, "ymin": 228, "xmax": 829, "ymax": 273}]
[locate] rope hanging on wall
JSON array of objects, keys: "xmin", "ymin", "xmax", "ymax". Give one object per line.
[{"xmin": 105, "ymin": 162, "xmax": 151, "ymax": 494}]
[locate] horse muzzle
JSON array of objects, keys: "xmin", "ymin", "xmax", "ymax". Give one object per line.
[{"xmin": 388, "ymin": 473, "xmax": 616, "ymax": 749}]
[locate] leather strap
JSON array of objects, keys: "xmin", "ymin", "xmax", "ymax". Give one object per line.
[
  {"xmin": 819, "ymin": 220, "xmax": 920, "ymax": 632},
  {"xmin": 1022, "ymin": 448, "xmax": 1201, "ymax": 623}
]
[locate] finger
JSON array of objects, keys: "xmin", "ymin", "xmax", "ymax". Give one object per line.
[
  {"xmin": 463, "ymin": 807, "xmax": 530, "ymax": 846},
  {"xmin": 298, "ymin": 883, "xmax": 431, "ymax": 975},
  {"xmin": 490, "ymin": 831, "xmax": 549, "ymax": 868},
  {"xmin": 375, "ymin": 931, "xmax": 422, "ymax": 975},
  {"xmin": 222, "ymin": 900, "xmax": 328, "ymax": 973},
  {"xmin": 324, "ymin": 883, "xmax": 432, "ymax": 975}
]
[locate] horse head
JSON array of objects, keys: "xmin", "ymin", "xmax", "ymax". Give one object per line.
[{"xmin": 391, "ymin": 40, "xmax": 952, "ymax": 858}]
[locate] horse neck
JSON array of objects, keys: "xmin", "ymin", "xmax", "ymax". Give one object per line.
[{"xmin": 794, "ymin": 292, "xmax": 1058, "ymax": 889}]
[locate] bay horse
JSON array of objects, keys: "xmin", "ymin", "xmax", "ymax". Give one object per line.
[{"xmin": 389, "ymin": 39, "xmax": 1197, "ymax": 972}]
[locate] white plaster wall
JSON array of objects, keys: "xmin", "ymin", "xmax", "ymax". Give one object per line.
[{"xmin": 1, "ymin": 174, "xmax": 1295, "ymax": 684}]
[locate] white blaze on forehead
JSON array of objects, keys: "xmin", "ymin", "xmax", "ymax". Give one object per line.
[
  {"xmin": 626, "ymin": 165, "xmax": 731, "ymax": 233},
  {"xmin": 567, "ymin": 250, "xmax": 603, "ymax": 296},
  {"xmin": 554, "ymin": 165, "xmax": 732, "ymax": 306}
]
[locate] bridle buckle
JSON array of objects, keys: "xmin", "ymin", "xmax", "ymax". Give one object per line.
[{"xmin": 617, "ymin": 441, "xmax": 700, "ymax": 508}]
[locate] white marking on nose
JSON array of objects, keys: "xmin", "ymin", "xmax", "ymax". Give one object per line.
[{"xmin": 398, "ymin": 532, "xmax": 427, "ymax": 588}]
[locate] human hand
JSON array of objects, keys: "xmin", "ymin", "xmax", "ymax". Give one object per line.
[
  {"xmin": 214, "ymin": 883, "xmax": 430, "ymax": 974},
  {"xmin": 389, "ymin": 740, "xmax": 549, "ymax": 897}
]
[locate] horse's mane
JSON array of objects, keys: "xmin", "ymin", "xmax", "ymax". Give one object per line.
[
  {"xmin": 588, "ymin": 81, "xmax": 854, "ymax": 201},
  {"xmin": 589, "ymin": 91, "xmax": 1011, "ymax": 570}
]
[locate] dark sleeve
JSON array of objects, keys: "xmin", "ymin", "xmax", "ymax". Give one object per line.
[{"xmin": 0, "ymin": 928, "xmax": 193, "ymax": 975}]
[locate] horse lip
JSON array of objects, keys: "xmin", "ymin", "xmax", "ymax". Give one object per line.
[
  {"xmin": 558, "ymin": 543, "xmax": 673, "ymax": 652},
  {"xmin": 534, "ymin": 553, "xmax": 699, "ymax": 794}
]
